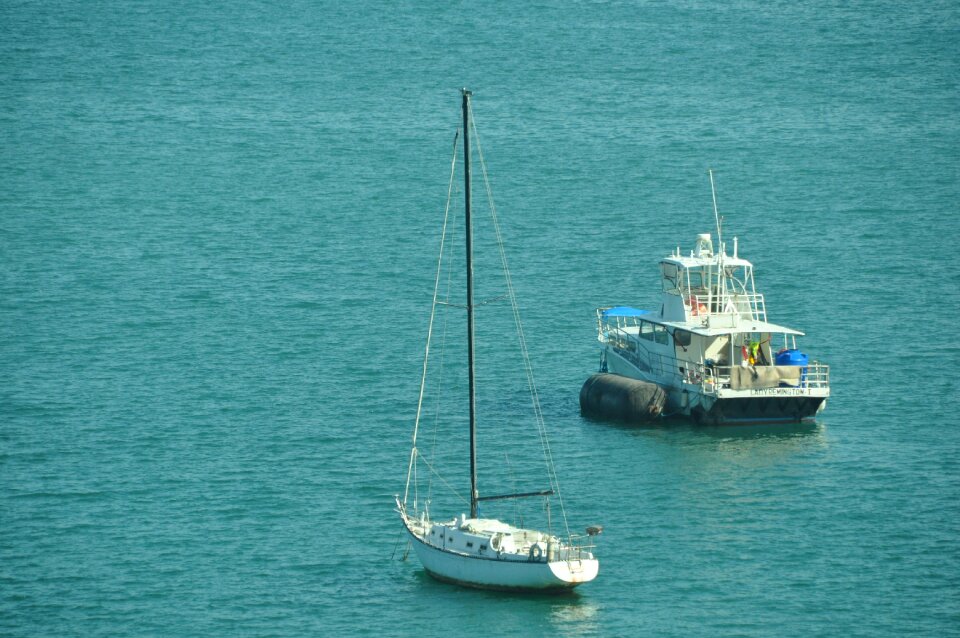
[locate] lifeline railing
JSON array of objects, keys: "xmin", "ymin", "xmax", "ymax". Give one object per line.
[{"xmin": 543, "ymin": 535, "xmax": 598, "ymax": 563}]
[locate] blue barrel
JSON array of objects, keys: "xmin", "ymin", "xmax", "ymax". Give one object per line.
[
  {"xmin": 776, "ymin": 349, "xmax": 808, "ymax": 386},
  {"xmin": 776, "ymin": 349, "xmax": 808, "ymax": 366}
]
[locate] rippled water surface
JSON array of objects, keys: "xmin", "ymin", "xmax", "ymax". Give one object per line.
[{"xmin": 2, "ymin": 1, "xmax": 959, "ymax": 636}]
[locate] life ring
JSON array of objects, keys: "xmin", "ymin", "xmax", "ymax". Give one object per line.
[
  {"xmin": 528, "ymin": 544, "xmax": 544, "ymax": 562},
  {"xmin": 689, "ymin": 296, "xmax": 707, "ymax": 316}
]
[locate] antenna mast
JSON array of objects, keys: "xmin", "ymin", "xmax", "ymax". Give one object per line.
[{"xmin": 709, "ymin": 168, "xmax": 723, "ymax": 249}]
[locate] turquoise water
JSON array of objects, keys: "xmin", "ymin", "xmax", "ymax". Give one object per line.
[{"xmin": 3, "ymin": 1, "xmax": 959, "ymax": 635}]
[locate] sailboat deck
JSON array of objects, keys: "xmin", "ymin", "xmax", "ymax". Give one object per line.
[{"xmin": 460, "ymin": 518, "xmax": 539, "ymax": 537}]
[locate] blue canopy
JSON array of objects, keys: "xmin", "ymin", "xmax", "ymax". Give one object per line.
[{"xmin": 602, "ymin": 306, "xmax": 650, "ymax": 318}]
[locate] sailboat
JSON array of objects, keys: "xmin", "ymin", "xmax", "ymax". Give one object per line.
[{"xmin": 395, "ymin": 89, "xmax": 599, "ymax": 591}]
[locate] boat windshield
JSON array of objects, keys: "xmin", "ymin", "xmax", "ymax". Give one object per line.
[
  {"xmin": 660, "ymin": 262, "xmax": 680, "ymax": 294},
  {"xmin": 677, "ymin": 264, "xmax": 754, "ymax": 298},
  {"xmin": 722, "ymin": 265, "xmax": 751, "ymax": 294}
]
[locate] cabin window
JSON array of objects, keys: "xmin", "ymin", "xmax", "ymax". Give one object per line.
[
  {"xmin": 466, "ymin": 542, "xmax": 474, "ymax": 548},
  {"xmin": 686, "ymin": 270, "xmax": 707, "ymax": 292},
  {"xmin": 480, "ymin": 544, "xmax": 487, "ymax": 551},
  {"xmin": 654, "ymin": 324, "xmax": 669, "ymax": 345},
  {"xmin": 674, "ymin": 330, "xmax": 692, "ymax": 348},
  {"xmin": 639, "ymin": 321, "xmax": 654, "ymax": 341}
]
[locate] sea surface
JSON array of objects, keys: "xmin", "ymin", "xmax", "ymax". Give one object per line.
[{"xmin": 2, "ymin": 1, "xmax": 959, "ymax": 636}]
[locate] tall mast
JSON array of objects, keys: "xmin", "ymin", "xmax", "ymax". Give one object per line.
[{"xmin": 462, "ymin": 88, "xmax": 479, "ymax": 519}]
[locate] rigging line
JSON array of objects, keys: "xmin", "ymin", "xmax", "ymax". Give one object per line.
[
  {"xmin": 438, "ymin": 293, "xmax": 508, "ymax": 309},
  {"xmin": 469, "ymin": 112, "xmax": 572, "ymax": 539},
  {"xmin": 470, "ymin": 117, "xmax": 552, "ymax": 480},
  {"xmin": 405, "ymin": 129, "xmax": 459, "ymax": 506},
  {"xmin": 418, "ymin": 452, "xmax": 470, "ymax": 506},
  {"xmin": 425, "ymin": 159, "xmax": 462, "ymax": 505},
  {"xmin": 390, "ymin": 525, "xmax": 408, "ymax": 561},
  {"xmin": 469, "ymin": 123, "xmax": 548, "ymax": 442},
  {"xmin": 426, "ymin": 179, "xmax": 460, "ymax": 506}
]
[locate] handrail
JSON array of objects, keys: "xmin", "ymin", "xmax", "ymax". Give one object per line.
[
  {"xmin": 547, "ymin": 536, "xmax": 597, "ymax": 562},
  {"xmin": 698, "ymin": 361, "xmax": 830, "ymax": 391},
  {"xmin": 688, "ymin": 292, "xmax": 766, "ymax": 321},
  {"xmin": 600, "ymin": 327, "xmax": 686, "ymax": 384},
  {"xmin": 598, "ymin": 319, "xmax": 830, "ymax": 391}
]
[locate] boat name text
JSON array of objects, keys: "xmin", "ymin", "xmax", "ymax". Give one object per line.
[{"xmin": 750, "ymin": 388, "xmax": 809, "ymax": 397}]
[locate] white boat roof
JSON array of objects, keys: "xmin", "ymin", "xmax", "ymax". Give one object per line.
[
  {"xmin": 660, "ymin": 318, "xmax": 805, "ymax": 336},
  {"xmin": 661, "ymin": 253, "xmax": 753, "ymax": 269}
]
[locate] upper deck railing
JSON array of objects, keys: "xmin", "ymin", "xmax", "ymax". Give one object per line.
[{"xmin": 688, "ymin": 292, "xmax": 767, "ymax": 322}]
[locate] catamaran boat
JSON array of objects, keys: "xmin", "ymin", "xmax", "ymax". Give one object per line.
[{"xmin": 593, "ymin": 202, "xmax": 830, "ymax": 425}]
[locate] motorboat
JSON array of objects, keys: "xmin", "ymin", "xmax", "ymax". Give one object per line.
[{"xmin": 591, "ymin": 174, "xmax": 830, "ymax": 425}]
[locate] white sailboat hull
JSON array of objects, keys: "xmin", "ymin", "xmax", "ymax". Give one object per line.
[{"xmin": 404, "ymin": 525, "xmax": 598, "ymax": 591}]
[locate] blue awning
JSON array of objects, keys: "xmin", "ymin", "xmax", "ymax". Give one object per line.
[{"xmin": 602, "ymin": 306, "xmax": 650, "ymax": 318}]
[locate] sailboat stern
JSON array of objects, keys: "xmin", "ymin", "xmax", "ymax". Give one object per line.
[{"xmin": 548, "ymin": 556, "xmax": 599, "ymax": 585}]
